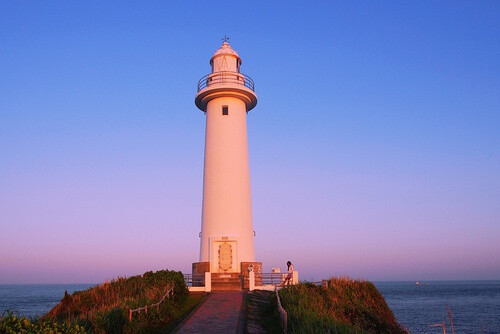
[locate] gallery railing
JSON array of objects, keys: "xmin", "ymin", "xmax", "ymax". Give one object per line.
[{"xmin": 197, "ymin": 72, "xmax": 255, "ymax": 92}]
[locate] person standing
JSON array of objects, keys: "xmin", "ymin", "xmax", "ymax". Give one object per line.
[{"xmin": 278, "ymin": 261, "xmax": 294, "ymax": 287}]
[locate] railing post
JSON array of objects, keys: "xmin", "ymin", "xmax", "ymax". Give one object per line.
[
  {"xmin": 249, "ymin": 271, "xmax": 255, "ymax": 291},
  {"xmin": 292, "ymin": 271, "xmax": 299, "ymax": 285},
  {"xmin": 205, "ymin": 272, "xmax": 211, "ymax": 292},
  {"xmin": 129, "ymin": 309, "xmax": 132, "ymax": 321}
]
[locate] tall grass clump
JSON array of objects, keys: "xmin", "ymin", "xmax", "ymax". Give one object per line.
[
  {"xmin": 279, "ymin": 277, "xmax": 407, "ymax": 334},
  {"xmin": 45, "ymin": 269, "xmax": 189, "ymax": 333}
]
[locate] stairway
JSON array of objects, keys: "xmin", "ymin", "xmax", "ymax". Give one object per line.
[{"xmin": 211, "ymin": 272, "xmax": 243, "ymax": 290}]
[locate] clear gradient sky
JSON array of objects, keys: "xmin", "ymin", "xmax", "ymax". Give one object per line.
[{"xmin": 1, "ymin": 1, "xmax": 499, "ymax": 283}]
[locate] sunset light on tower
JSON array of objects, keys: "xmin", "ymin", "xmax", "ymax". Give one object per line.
[{"xmin": 193, "ymin": 38, "xmax": 261, "ymax": 282}]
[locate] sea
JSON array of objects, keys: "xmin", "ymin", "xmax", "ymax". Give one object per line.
[
  {"xmin": 0, "ymin": 281, "xmax": 499, "ymax": 333},
  {"xmin": 0, "ymin": 284, "xmax": 94, "ymax": 319},
  {"xmin": 375, "ymin": 281, "xmax": 500, "ymax": 334}
]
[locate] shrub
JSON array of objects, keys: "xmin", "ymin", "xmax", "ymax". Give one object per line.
[{"xmin": 0, "ymin": 311, "xmax": 85, "ymax": 334}]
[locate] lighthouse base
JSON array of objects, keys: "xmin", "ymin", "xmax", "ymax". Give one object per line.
[
  {"xmin": 192, "ymin": 261, "xmax": 210, "ymax": 279},
  {"xmin": 192, "ymin": 261, "xmax": 262, "ymax": 290}
]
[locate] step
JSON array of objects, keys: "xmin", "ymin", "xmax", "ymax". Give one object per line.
[{"xmin": 211, "ymin": 273, "xmax": 243, "ymax": 291}]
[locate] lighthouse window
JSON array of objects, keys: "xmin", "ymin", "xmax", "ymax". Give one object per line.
[{"xmin": 222, "ymin": 106, "xmax": 229, "ymax": 115}]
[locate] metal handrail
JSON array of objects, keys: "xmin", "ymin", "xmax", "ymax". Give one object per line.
[
  {"xmin": 258, "ymin": 273, "xmax": 287, "ymax": 286},
  {"xmin": 197, "ymin": 71, "xmax": 255, "ymax": 92},
  {"xmin": 183, "ymin": 274, "xmax": 205, "ymax": 287}
]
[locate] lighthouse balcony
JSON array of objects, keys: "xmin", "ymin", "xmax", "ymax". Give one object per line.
[
  {"xmin": 197, "ymin": 71, "xmax": 255, "ymax": 92},
  {"xmin": 195, "ymin": 71, "xmax": 257, "ymax": 112}
]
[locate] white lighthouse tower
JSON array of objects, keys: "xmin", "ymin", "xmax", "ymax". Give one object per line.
[{"xmin": 193, "ymin": 39, "xmax": 261, "ymax": 287}]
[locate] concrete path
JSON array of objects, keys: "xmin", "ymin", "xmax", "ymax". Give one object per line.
[{"xmin": 176, "ymin": 291, "xmax": 245, "ymax": 333}]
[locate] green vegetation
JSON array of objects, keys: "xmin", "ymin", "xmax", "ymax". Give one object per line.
[
  {"xmin": 279, "ymin": 277, "xmax": 407, "ymax": 334},
  {"xmin": 1, "ymin": 273, "xmax": 407, "ymax": 333},
  {"xmin": 0, "ymin": 269, "xmax": 206, "ymax": 334},
  {"xmin": 0, "ymin": 311, "xmax": 85, "ymax": 334}
]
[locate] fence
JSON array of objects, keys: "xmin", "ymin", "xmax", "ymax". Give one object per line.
[
  {"xmin": 260, "ymin": 273, "xmax": 287, "ymax": 286},
  {"xmin": 183, "ymin": 274, "xmax": 205, "ymax": 287},
  {"xmin": 183, "ymin": 271, "xmax": 298, "ymax": 292},
  {"xmin": 128, "ymin": 284, "xmax": 174, "ymax": 321},
  {"xmin": 275, "ymin": 286, "xmax": 288, "ymax": 333},
  {"xmin": 312, "ymin": 280, "xmax": 329, "ymax": 289}
]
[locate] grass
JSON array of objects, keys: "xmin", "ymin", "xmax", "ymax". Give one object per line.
[
  {"xmin": 278, "ymin": 277, "xmax": 408, "ymax": 334},
  {"xmin": 45, "ymin": 269, "xmax": 189, "ymax": 333}
]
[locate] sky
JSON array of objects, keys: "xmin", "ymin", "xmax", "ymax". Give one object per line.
[{"xmin": 1, "ymin": 1, "xmax": 499, "ymax": 284}]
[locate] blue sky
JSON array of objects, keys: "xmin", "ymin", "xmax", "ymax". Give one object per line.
[{"xmin": 1, "ymin": 1, "xmax": 499, "ymax": 283}]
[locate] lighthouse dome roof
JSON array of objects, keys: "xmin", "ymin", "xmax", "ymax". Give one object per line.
[{"xmin": 212, "ymin": 41, "xmax": 240, "ymax": 58}]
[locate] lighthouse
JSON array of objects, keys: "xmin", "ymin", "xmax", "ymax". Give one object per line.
[{"xmin": 193, "ymin": 39, "xmax": 261, "ymax": 286}]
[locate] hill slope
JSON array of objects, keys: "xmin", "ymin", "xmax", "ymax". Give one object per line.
[
  {"xmin": 45, "ymin": 269, "xmax": 189, "ymax": 333},
  {"xmin": 279, "ymin": 277, "xmax": 407, "ymax": 333}
]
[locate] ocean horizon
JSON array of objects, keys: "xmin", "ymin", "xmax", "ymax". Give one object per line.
[{"xmin": 1, "ymin": 280, "xmax": 499, "ymax": 333}]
